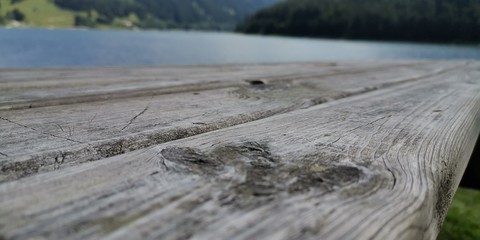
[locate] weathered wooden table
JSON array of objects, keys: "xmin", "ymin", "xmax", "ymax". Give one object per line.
[{"xmin": 0, "ymin": 61, "xmax": 479, "ymax": 240}]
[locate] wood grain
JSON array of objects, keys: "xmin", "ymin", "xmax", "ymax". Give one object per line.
[
  {"xmin": 0, "ymin": 61, "xmax": 411, "ymax": 111},
  {"xmin": 0, "ymin": 61, "xmax": 458, "ymax": 182},
  {"xmin": 0, "ymin": 61, "xmax": 478, "ymax": 240}
]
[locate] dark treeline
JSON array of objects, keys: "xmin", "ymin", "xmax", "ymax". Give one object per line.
[
  {"xmin": 54, "ymin": 0, "xmax": 279, "ymax": 30},
  {"xmin": 237, "ymin": 0, "xmax": 480, "ymax": 43}
]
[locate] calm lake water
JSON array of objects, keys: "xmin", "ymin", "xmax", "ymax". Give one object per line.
[{"xmin": 1, "ymin": 28, "xmax": 480, "ymax": 68}]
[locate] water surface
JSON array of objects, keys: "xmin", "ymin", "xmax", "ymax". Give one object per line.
[{"xmin": 1, "ymin": 28, "xmax": 479, "ymax": 68}]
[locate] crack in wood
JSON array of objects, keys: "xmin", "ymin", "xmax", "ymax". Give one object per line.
[
  {"xmin": 54, "ymin": 123, "xmax": 64, "ymax": 132},
  {"xmin": 121, "ymin": 105, "xmax": 150, "ymax": 131},
  {"xmin": 383, "ymin": 161, "xmax": 397, "ymax": 190},
  {"xmin": 0, "ymin": 116, "xmax": 84, "ymax": 144},
  {"xmin": 343, "ymin": 115, "xmax": 393, "ymax": 135}
]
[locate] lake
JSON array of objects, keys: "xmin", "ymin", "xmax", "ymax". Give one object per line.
[{"xmin": 1, "ymin": 28, "xmax": 480, "ymax": 68}]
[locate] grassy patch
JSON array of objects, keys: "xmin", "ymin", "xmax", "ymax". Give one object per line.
[
  {"xmin": 0, "ymin": 0, "xmax": 138, "ymax": 29},
  {"xmin": 438, "ymin": 187, "xmax": 480, "ymax": 240},
  {"xmin": 0, "ymin": 0, "xmax": 76, "ymax": 27}
]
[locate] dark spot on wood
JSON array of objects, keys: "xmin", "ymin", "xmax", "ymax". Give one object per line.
[
  {"xmin": 162, "ymin": 147, "xmax": 217, "ymax": 165},
  {"xmin": 433, "ymin": 109, "xmax": 442, "ymax": 112},
  {"xmin": 238, "ymin": 164, "xmax": 278, "ymax": 197},
  {"xmin": 246, "ymin": 80, "xmax": 265, "ymax": 86},
  {"xmin": 173, "ymin": 128, "xmax": 191, "ymax": 139},
  {"xmin": 193, "ymin": 92, "xmax": 200, "ymax": 95},
  {"xmin": 321, "ymin": 166, "xmax": 362, "ymax": 184},
  {"xmin": 95, "ymin": 140, "xmax": 127, "ymax": 158},
  {"xmin": 159, "ymin": 142, "xmax": 364, "ymax": 209},
  {"xmin": 160, "ymin": 147, "xmax": 224, "ymax": 175},
  {"xmin": 289, "ymin": 165, "xmax": 363, "ymax": 194},
  {"xmin": 288, "ymin": 170, "xmax": 327, "ymax": 194},
  {"xmin": 435, "ymin": 162, "xmax": 456, "ymax": 229},
  {"xmin": 54, "ymin": 154, "xmax": 65, "ymax": 170},
  {"xmin": 311, "ymin": 97, "xmax": 328, "ymax": 105},
  {"xmin": 230, "ymin": 142, "xmax": 279, "ymax": 168},
  {"xmin": 0, "ymin": 159, "xmax": 41, "ymax": 182}
]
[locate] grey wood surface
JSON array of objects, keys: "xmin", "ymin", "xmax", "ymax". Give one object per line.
[
  {"xmin": 0, "ymin": 61, "xmax": 459, "ymax": 182},
  {"xmin": 0, "ymin": 61, "xmax": 478, "ymax": 240}
]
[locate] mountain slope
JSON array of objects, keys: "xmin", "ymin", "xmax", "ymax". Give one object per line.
[
  {"xmin": 56, "ymin": 0, "xmax": 280, "ymax": 29},
  {"xmin": 237, "ymin": 0, "xmax": 480, "ymax": 43},
  {"xmin": 0, "ymin": 0, "xmax": 79, "ymax": 27},
  {"xmin": 0, "ymin": 0, "xmax": 280, "ymax": 30}
]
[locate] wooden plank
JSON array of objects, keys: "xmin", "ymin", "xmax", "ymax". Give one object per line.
[
  {"xmin": 0, "ymin": 61, "xmax": 478, "ymax": 240},
  {"xmin": 0, "ymin": 62, "xmax": 461, "ymax": 182},
  {"xmin": 0, "ymin": 61, "xmax": 411, "ymax": 111}
]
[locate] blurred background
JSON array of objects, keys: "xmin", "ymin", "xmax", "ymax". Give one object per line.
[
  {"xmin": 0, "ymin": 0, "xmax": 479, "ymax": 239},
  {"xmin": 1, "ymin": 0, "xmax": 480, "ymax": 67}
]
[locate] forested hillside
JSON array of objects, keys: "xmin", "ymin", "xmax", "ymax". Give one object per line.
[
  {"xmin": 237, "ymin": 0, "xmax": 480, "ymax": 43},
  {"xmin": 54, "ymin": 0, "xmax": 279, "ymax": 29},
  {"xmin": 0, "ymin": 0, "xmax": 279, "ymax": 30}
]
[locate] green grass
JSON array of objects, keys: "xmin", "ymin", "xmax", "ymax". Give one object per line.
[
  {"xmin": 0, "ymin": 0, "xmax": 78, "ymax": 27},
  {"xmin": 438, "ymin": 187, "xmax": 480, "ymax": 240},
  {"xmin": 0, "ymin": 0, "xmax": 138, "ymax": 29}
]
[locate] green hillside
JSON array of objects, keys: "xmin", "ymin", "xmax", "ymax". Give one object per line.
[
  {"xmin": 0, "ymin": 0, "xmax": 279, "ymax": 30},
  {"xmin": 0, "ymin": 0, "xmax": 79, "ymax": 27},
  {"xmin": 237, "ymin": 0, "xmax": 480, "ymax": 43}
]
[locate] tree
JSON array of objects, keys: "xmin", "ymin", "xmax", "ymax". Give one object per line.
[
  {"xmin": 237, "ymin": 0, "xmax": 480, "ymax": 43},
  {"xmin": 6, "ymin": 9, "xmax": 25, "ymax": 22},
  {"xmin": 74, "ymin": 15, "xmax": 95, "ymax": 27}
]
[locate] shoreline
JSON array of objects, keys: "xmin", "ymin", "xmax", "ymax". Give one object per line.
[{"xmin": 1, "ymin": 24, "xmax": 478, "ymax": 48}]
